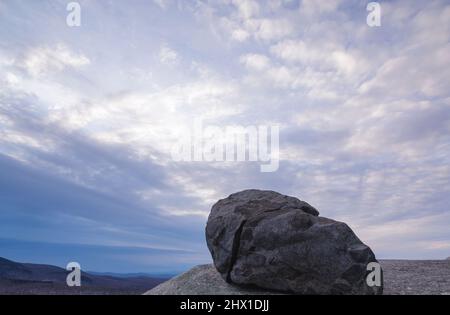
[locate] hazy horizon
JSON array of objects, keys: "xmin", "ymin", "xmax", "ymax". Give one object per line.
[{"xmin": 1, "ymin": 238, "xmax": 449, "ymax": 275}]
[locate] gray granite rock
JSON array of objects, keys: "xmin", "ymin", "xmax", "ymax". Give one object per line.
[
  {"xmin": 205, "ymin": 189, "xmax": 382, "ymax": 295},
  {"xmin": 144, "ymin": 264, "xmax": 282, "ymax": 295},
  {"xmin": 379, "ymin": 260, "xmax": 450, "ymax": 295},
  {"xmin": 144, "ymin": 260, "xmax": 450, "ymax": 295}
]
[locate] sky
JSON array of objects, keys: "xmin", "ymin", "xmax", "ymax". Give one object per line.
[{"xmin": 0, "ymin": 0, "xmax": 450, "ymax": 273}]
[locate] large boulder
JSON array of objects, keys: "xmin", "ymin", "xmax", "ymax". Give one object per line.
[{"xmin": 205, "ymin": 189, "xmax": 382, "ymax": 295}]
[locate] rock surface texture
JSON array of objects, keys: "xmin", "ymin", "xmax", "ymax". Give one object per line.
[
  {"xmin": 145, "ymin": 260, "xmax": 450, "ymax": 295},
  {"xmin": 145, "ymin": 264, "xmax": 282, "ymax": 295},
  {"xmin": 205, "ymin": 190, "xmax": 382, "ymax": 295}
]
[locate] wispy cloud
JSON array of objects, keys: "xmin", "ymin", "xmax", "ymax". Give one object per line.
[{"xmin": 0, "ymin": 0, "xmax": 449, "ymax": 271}]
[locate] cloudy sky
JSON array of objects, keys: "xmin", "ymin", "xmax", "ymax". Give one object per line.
[{"xmin": 0, "ymin": 0, "xmax": 449, "ymax": 273}]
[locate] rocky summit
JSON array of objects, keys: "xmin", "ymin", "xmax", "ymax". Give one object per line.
[
  {"xmin": 145, "ymin": 260, "xmax": 450, "ymax": 295},
  {"xmin": 205, "ymin": 189, "xmax": 382, "ymax": 295}
]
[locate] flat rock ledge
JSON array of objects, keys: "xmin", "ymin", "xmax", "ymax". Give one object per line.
[
  {"xmin": 145, "ymin": 264, "xmax": 283, "ymax": 295},
  {"xmin": 145, "ymin": 260, "xmax": 450, "ymax": 295}
]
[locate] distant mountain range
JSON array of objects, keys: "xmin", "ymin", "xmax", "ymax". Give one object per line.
[
  {"xmin": 87, "ymin": 271, "xmax": 176, "ymax": 279},
  {"xmin": 0, "ymin": 257, "xmax": 170, "ymax": 295}
]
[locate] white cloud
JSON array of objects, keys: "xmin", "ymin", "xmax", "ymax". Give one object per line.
[
  {"xmin": 231, "ymin": 28, "xmax": 250, "ymax": 41},
  {"xmin": 210, "ymin": 2, "xmax": 295, "ymax": 42},
  {"xmin": 153, "ymin": 0, "xmax": 172, "ymax": 10},
  {"xmin": 254, "ymin": 18, "xmax": 294, "ymax": 41},
  {"xmin": 270, "ymin": 39, "xmax": 367, "ymax": 77},
  {"xmin": 240, "ymin": 53, "xmax": 271, "ymax": 71},
  {"xmin": 159, "ymin": 43, "xmax": 179, "ymax": 65},
  {"xmin": 232, "ymin": 0, "xmax": 260, "ymax": 19},
  {"xmin": 300, "ymin": 0, "xmax": 343, "ymax": 16},
  {"xmin": 21, "ymin": 43, "xmax": 90, "ymax": 77},
  {"xmin": 355, "ymin": 211, "xmax": 450, "ymax": 258},
  {"xmin": 1, "ymin": 0, "xmax": 450, "ymax": 261},
  {"xmin": 359, "ymin": 44, "xmax": 450, "ymax": 98}
]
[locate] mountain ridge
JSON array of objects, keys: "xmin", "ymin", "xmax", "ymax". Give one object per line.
[{"xmin": 0, "ymin": 256, "xmax": 169, "ymax": 295}]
